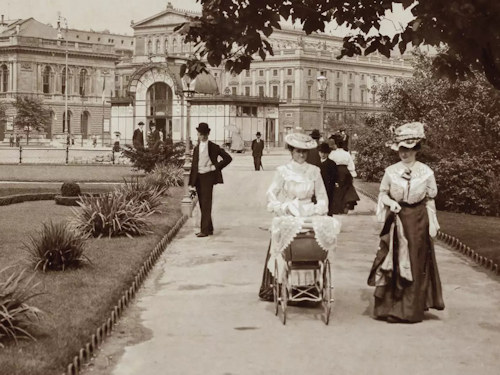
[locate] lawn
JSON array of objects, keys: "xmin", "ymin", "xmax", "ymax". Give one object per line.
[
  {"xmin": 0, "ymin": 165, "xmax": 144, "ymax": 182},
  {"xmin": 0, "ymin": 187, "xmax": 184, "ymax": 375},
  {"xmin": 0, "ymin": 183, "xmax": 116, "ymax": 197},
  {"xmin": 354, "ymin": 180, "xmax": 500, "ymax": 266}
]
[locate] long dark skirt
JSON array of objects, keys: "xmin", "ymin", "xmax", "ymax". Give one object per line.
[
  {"xmin": 331, "ymin": 165, "xmax": 360, "ymax": 214},
  {"xmin": 258, "ymin": 241, "xmax": 274, "ymax": 301},
  {"xmin": 367, "ymin": 203, "xmax": 445, "ymax": 323}
]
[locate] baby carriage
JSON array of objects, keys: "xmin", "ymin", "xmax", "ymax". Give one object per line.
[{"xmin": 272, "ymin": 230, "xmax": 333, "ymax": 325}]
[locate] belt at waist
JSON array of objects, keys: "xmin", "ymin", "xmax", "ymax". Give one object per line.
[{"xmin": 399, "ymin": 199, "xmax": 425, "ymax": 208}]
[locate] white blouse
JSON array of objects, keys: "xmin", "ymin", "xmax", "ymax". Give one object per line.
[{"xmin": 328, "ymin": 149, "xmax": 357, "ymax": 177}]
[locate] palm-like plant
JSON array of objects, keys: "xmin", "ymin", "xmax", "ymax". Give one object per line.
[
  {"xmin": 0, "ymin": 267, "xmax": 43, "ymax": 347},
  {"xmin": 116, "ymin": 178, "xmax": 166, "ymax": 213},
  {"xmin": 25, "ymin": 221, "xmax": 89, "ymax": 272}
]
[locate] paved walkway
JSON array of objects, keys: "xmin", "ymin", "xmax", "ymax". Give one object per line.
[{"xmin": 87, "ymin": 153, "xmax": 500, "ymax": 375}]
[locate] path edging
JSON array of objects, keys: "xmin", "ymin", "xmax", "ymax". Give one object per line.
[
  {"xmin": 65, "ymin": 213, "xmax": 189, "ymax": 375},
  {"xmin": 355, "ymin": 187, "xmax": 500, "ymax": 276}
]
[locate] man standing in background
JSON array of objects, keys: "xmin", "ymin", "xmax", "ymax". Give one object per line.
[
  {"xmin": 251, "ymin": 131, "xmax": 265, "ymax": 170},
  {"xmin": 132, "ymin": 121, "xmax": 145, "ymax": 150}
]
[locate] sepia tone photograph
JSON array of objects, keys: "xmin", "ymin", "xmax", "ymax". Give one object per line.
[{"xmin": 0, "ymin": 1, "xmax": 499, "ymax": 374}]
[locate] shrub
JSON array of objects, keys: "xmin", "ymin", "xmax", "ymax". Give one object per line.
[
  {"xmin": 121, "ymin": 141, "xmax": 185, "ymax": 172},
  {"xmin": 0, "ymin": 267, "xmax": 43, "ymax": 347},
  {"xmin": 142, "ymin": 163, "xmax": 185, "ymax": 192},
  {"xmin": 61, "ymin": 182, "xmax": 81, "ymax": 197},
  {"xmin": 432, "ymin": 153, "xmax": 500, "ymax": 216},
  {"xmin": 24, "ymin": 221, "xmax": 89, "ymax": 271},
  {"xmin": 116, "ymin": 178, "xmax": 166, "ymax": 212},
  {"xmin": 72, "ymin": 192, "xmax": 153, "ymax": 238}
]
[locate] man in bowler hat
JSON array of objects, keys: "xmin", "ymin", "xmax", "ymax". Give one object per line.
[
  {"xmin": 251, "ymin": 131, "xmax": 265, "ymax": 170},
  {"xmin": 306, "ymin": 129, "xmax": 321, "ymax": 167},
  {"xmin": 132, "ymin": 121, "xmax": 145, "ymax": 150},
  {"xmin": 189, "ymin": 122, "xmax": 233, "ymax": 237}
]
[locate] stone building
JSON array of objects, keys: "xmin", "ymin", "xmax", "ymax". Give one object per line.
[{"xmin": 0, "ymin": 16, "xmax": 133, "ymax": 145}]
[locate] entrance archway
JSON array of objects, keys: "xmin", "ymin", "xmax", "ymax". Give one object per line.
[{"xmin": 146, "ymin": 82, "xmax": 173, "ymax": 141}]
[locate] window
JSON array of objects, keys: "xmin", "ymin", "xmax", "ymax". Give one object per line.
[
  {"xmin": 384, "ymin": 77, "xmax": 388, "ymax": 83},
  {"xmin": 361, "ymin": 74, "xmax": 365, "ymax": 80},
  {"xmin": 286, "ymin": 85, "xmax": 293, "ymax": 102},
  {"xmin": 258, "ymin": 86, "xmax": 264, "ymax": 96},
  {"xmin": 272, "ymin": 85, "xmax": 278, "ymax": 98},
  {"xmin": 61, "ymin": 67, "xmax": 67, "ymax": 94},
  {"xmin": 337, "ymin": 72, "xmax": 340, "ymax": 79},
  {"xmin": 245, "ymin": 70, "xmax": 250, "ymax": 77},
  {"xmin": 349, "ymin": 73, "xmax": 352, "ymax": 79},
  {"xmin": 42, "ymin": 66, "xmax": 51, "ymax": 93},
  {"xmin": 244, "ymin": 86, "xmax": 250, "ymax": 96},
  {"xmin": 0, "ymin": 64, "xmax": 8, "ymax": 92},
  {"xmin": 155, "ymin": 39, "xmax": 160, "ymax": 54},
  {"xmin": 320, "ymin": 71, "xmax": 325, "ymax": 76},
  {"xmin": 87, "ymin": 36, "xmax": 90, "ymax": 41},
  {"xmin": 238, "ymin": 106, "xmax": 257, "ymax": 117},
  {"xmin": 336, "ymin": 87, "xmax": 340, "ymax": 102},
  {"xmin": 307, "ymin": 85, "xmax": 311, "ymax": 102},
  {"xmin": 79, "ymin": 69, "xmax": 87, "ymax": 96},
  {"xmin": 147, "ymin": 40, "xmax": 152, "ymax": 54},
  {"xmin": 273, "ymin": 69, "xmax": 278, "ymax": 77},
  {"xmin": 97, "ymin": 37, "xmax": 101, "ymax": 42},
  {"xmin": 372, "ymin": 91, "xmax": 376, "ymax": 103},
  {"xmin": 231, "ymin": 86, "xmax": 237, "ymax": 95},
  {"xmin": 259, "ymin": 69, "xmax": 264, "ymax": 77},
  {"xmin": 214, "ymin": 72, "xmax": 218, "ymax": 77},
  {"xmin": 348, "ymin": 88, "xmax": 352, "ymax": 103},
  {"xmin": 308, "ymin": 69, "xmax": 312, "ymax": 76},
  {"xmin": 287, "ymin": 68, "xmax": 292, "ymax": 76},
  {"xmin": 131, "ymin": 41, "xmax": 134, "ymax": 46},
  {"xmin": 121, "ymin": 40, "xmax": 124, "ymax": 44},
  {"xmin": 361, "ymin": 89, "xmax": 364, "ymax": 102}
]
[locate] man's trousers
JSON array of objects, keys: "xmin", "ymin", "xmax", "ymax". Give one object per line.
[{"xmin": 195, "ymin": 171, "xmax": 216, "ymax": 234}]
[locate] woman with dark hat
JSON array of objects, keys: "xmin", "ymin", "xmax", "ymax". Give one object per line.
[
  {"xmin": 329, "ymin": 135, "xmax": 359, "ymax": 214},
  {"xmin": 367, "ymin": 122, "xmax": 445, "ymax": 323},
  {"xmin": 305, "ymin": 129, "xmax": 321, "ymax": 167},
  {"xmin": 258, "ymin": 132, "xmax": 341, "ymax": 300}
]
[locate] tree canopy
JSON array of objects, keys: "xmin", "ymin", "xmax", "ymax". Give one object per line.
[
  {"xmin": 13, "ymin": 96, "xmax": 51, "ymax": 133},
  {"xmin": 177, "ymin": 0, "xmax": 500, "ymax": 89}
]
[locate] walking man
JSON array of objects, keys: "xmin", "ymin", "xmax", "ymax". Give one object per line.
[
  {"xmin": 318, "ymin": 142, "xmax": 338, "ymax": 216},
  {"xmin": 251, "ymin": 131, "xmax": 265, "ymax": 171},
  {"xmin": 189, "ymin": 122, "xmax": 233, "ymax": 237},
  {"xmin": 132, "ymin": 121, "xmax": 145, "ymax": 150}
]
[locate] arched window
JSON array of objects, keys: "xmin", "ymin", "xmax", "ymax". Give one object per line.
[
  {"xmin": 155, "ymin": 39, "xmax": 160, "ymax": 54},
  {"xmin": 42, "ymin": 66, "xmax": 51, "ymax": 93},
  {"xmin": 147, "ymin": 40, "xmax": 152, "ymax": 54},
  {"xmin": 0, "ymin": 64, "xmax": 8, "ymax": 92},
  {"xmin": 79, "ymin": 69, "xmax": 87, "ymax": 96},
  {"xmin": 62, "ymin": 67, "xmax": 67, "ymax": 94},
  {"xmin": 164, "ymin": 39, "xmax": 169, "ymax": 54}
]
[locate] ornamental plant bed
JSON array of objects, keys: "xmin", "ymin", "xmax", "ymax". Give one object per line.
[
  {"xmin": 354, "ymin": 180, "xmax": 500, "ymax": 267},
  {"xmin": 0, "ymin": 186, "xmax": 183, "ymax": 375},
  {"xmin": 54, "ymin": 192, "xmax": 103, "ymax": 206}
]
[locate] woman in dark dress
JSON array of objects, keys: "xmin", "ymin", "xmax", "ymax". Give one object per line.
[{"xmin": 367, "ymin": 122, "xmax": 445, "ymax": 323}]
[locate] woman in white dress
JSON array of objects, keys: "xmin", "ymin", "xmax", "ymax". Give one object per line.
[
  {"xmin": 367, "ymin": 122, "xmax": 445, "ymax": 323},
  {"xmin": 259, "ymin": 132, "xmax": 341, "ymax": 301}
]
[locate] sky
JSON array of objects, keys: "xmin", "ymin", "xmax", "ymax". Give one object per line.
[{"xmin": 3, "ymin": 0, "xmax": 413, "ymax": 37}]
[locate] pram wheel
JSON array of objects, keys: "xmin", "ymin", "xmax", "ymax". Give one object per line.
[{"xmin": 322, "ymin": 259, "xmax": 332, "ymax": 325}]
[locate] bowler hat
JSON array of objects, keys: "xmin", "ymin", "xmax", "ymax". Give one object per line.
[
  {"xmin": 196, "ymin": 122, "xmax": 211, "ymax": 134},
  {"xmin": 138, "ymin": 121, "xmax": 144, "ymax": 126},
  {"xmin": 310, "ymin": 129, "xmax": 321, "ymax": 140},
  {"xmin": 256, "ymin": 132, "xmax": 261, "ymax": 136}
]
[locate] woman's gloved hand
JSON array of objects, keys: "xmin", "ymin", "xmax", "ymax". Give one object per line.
[{"xmin": 389, "ymin": 200, "xmax": 401, "ymax": 213}]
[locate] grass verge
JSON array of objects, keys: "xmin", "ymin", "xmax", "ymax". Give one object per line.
[
  {"xmin": 354, "ymin": 180, "xmax": 500, "ymax": 266},
  {"xmin": 0, "ymin": 187, "xmax": 183, "ymax": 375},
  {"xmin": 0, "ymin": 183, "xmax": 116, "ymax": 197}
]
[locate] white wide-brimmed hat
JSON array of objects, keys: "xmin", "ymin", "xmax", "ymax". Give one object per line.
[
  {"xmin": 285, "ymin": 132, "xmax": 318, "ymax": 150},
  {"xmin": 388, "ymin": 122, "xmax": 426, "ymax": 150}
]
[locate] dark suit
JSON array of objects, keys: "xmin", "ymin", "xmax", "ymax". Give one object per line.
[
  {"xmin": 132, "ymin": 128, "xmax": 144, "ymax": 149},
  {"xmin": 319, "ymin": 158, "xmax": 338, "ymax": 216},
  {"xmin": 306, "ymin": 146, "xmax": 321, "ymax": 167},
  {"xmin": 189, "ymin": 141, "xmax": 232, "ymax": 235},
  {"xmin": 251, "ymin": 138, "xmax": 265, "ymax": 170}
]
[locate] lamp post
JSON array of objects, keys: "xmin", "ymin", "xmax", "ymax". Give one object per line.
[
  {"xmin": 180, "ymin": 74, "xmax": 196, "ymax": 216},
  {"xmin": 57, "ymin": 14, "xmax": 69, "ymax": 146},
  {"xmin": 317, "ymin": 75, "xmax": 328, "ymax": 135}
]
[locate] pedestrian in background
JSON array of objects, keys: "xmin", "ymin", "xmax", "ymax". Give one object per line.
[
  {"xmin": 305, "ymin": 129, "xmax": 321, "ymax": 167},
  {"xmin": 251, "ymin": 131, "xmax": 265, "ymax": 171},
  {"xmin": 9, "ymin": 133, "xmax": 14, "ymax": 147},
  {"xmin": 132, "ymin": 121, "xmax": 145, "ymax": 150},
  {"xmin": 318, "ymin": 142, "xmax": 338, "ymax": 216},
  {"xmin": 188, "ymin": 122, "xmax": 233, "ymax": 237}
]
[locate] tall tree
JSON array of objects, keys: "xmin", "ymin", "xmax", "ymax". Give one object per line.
[
  {"xmin": 177, "ymin": 0, "xmax": 500, "ymax": 89},
  {"xmin": 13, "ymin": 96, "xmax": 51, "ymax": 144}
]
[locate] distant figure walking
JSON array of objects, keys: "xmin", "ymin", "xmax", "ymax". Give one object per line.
[
  {"xmin": 132, "ymin": 121, "xmax": 145, "ymax": 150},
  {"xmin": 9, "ymin": 134, "xmax": 14, "ymax": 147},
  {"xmin": 251, "ymin": 132, "xmax": 265, "ymax": 170},
  {"xmin": 188, "ymin": 122, "xmax": 233, "ymax": 237}
]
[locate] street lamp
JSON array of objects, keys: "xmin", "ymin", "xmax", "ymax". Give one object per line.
[
  {"xmin": 57, "ymin": 13, "xmax": 69, "ymax": 145},
  {"xmin": 180, "ymin": 74, "xmax": 196, "ymax": 215},
  {"xmin": 317, "ymin": 75, "xmax": 328, "ymax": 135}
]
